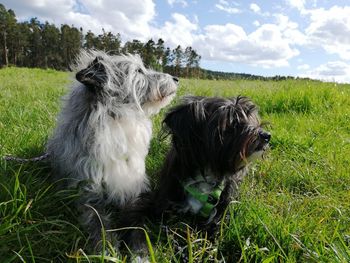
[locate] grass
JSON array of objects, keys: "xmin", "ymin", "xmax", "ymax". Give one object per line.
[{"xmin": 0, "ymin": 67, "xmax": 349, "ymax": 262}]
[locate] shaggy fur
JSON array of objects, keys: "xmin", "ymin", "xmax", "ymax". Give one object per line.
[
  {"xmin": 46, "ymin": 50, "xmax": 178, "ymax": 246},
  {"xmin": 118, "ymin": 96, "xmax": 270, "ymax": 252}
]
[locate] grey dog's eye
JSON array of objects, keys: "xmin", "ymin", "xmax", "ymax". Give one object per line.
[{"xmin": 137, "ymin": 68, "xmax": 143, "ymax": 74}]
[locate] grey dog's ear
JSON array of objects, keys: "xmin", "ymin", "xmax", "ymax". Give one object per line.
[{"xmin": 76, "ymin": 56, "xmax": 107, "ymax": 91}]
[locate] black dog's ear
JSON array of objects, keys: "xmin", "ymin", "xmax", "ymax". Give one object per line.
[
  {"xmin": 163, "ymin": 96, "xmax": 208, "ymax": 168},
  {"xmin": 76, "ymin": 56, "xmax": 107, "ymax": 91},
  {"xmin": 163, "ymin": 104, "xmax": 187, "ymax": 135},
  {"xmin": 163, "ymin": 96, "xmax": 206, "ymax": 137}
]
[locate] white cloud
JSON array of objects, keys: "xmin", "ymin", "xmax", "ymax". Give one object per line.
[
  {"xmin": 215, "ymin": 4, "xmax": 240, "ymax": 14},
  {"xmin": 286, "ymin": 0, "xmax": 305, "ymax": 11},
  {"xmin": 305, "ymin": 6, "xmax": 350, "ymax": 60},
  {"xmin": 218, "ymin": 0, "xmax": 229, "ymax": 5},
  {"xmin": 155, "ymin": 13, "xmax": 198, "ymax": 47},
  {"xmin": 248, "ymin": 3, "xmax": 270, "ymax": 17},
  {"xmin": 302, "ymin": 61, "xmax": 350, "ymax": 83},
  {"xmin": 215, "ymin": 0, "xmax": 241, "ymax": 14},
  {"xmin": 2, "ymin": 0, "xmax": 156, "ymax": 41},
  {"xmin": 312, "ymin": 61, "xmax": 349, "ymax": 76},
  {"xmin": 274, "ymin": 14, "xmax": 298, "ymax": 31},
  {"xmin": 167, "ymin": 0, "xmax": 188, "ymax": 8},
  {"xmin": 250, "ymin": 3, "xmax": 261, "ymax": 13},
  {"xmin": 253, "ymin": 20, "xmax": 260, "ymax": 27},
  {"xmin": 274, "ymin": 14, "xmax": 307, "ymax": 45},
  {"xmin": 297, "ymin": 64, "xmax": 310, "ymax": 70},
  {"xmin": 194, "ymin": 23, "xmax": 299, "ymax": 68}
]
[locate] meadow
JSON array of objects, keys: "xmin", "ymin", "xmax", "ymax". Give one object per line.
[{"xmin": 0, "ymin": 67, "xmax": 349, "ymax": 262}]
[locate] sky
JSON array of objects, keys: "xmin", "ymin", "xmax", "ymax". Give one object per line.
[{"xmin": 3, "ymin": 0, "xmax": 350, "ymax": 83}]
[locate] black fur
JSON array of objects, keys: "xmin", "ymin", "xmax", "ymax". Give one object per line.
[
  {"xmin": 117, "ymin": 96, "xmax": 270, "ymax": 253},
  {"xmin": 76, "ymin": 56, "xmax": 107, "ymax": 91}
]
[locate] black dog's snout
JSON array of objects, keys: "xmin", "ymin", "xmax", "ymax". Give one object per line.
[
  {"xmin": 259, "ymin": 131, "xmax": 271, "ymax": 143},
  {"xmin": 172, "ymin": 76, "xmax": 179, "ymax": 83}
]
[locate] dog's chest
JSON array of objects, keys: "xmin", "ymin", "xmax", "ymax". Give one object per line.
[
  {"xmin": 119, "ymin": 116, "xmax": 152, "ymax": 154},
  {"xmin": 94, "ymin": 115, "xmax": 152, "ymax": 202},
  {"xmin": 179, "ymin": 173, "xmax": 224, "ymax": 221},
  {"xmin": 96, "ymin": 116, "xmax": 152, "ymax": 158}
]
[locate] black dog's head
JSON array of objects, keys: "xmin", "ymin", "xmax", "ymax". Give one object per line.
[{"xmin": 163, "ymin": 96, "xmax": 270, "ymax": 178}]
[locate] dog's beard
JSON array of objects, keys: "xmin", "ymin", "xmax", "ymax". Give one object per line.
[
  {"xmin": 141, "ymin": 75, "xmax": 178, "ymax": 116},
  {"xmin": 142, "ymin": 92, "xmax": 177, "ymax": 116},
  {"xmin": 240, "ymin": 150, "xmax": 264, "ymax": 166}
]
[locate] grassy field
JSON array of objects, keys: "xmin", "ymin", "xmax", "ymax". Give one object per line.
[{"xmin": 0, "ymin": 67, "xmax": 349, "ymax": 262}]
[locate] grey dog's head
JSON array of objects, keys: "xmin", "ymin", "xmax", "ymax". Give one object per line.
[
  {"xmin": 74, "ymin": 50, "xmax": 179, "ymax": 116},
  {"xmin": 163, "ymin": 96, "xmax": 270, "ymax": 177}
]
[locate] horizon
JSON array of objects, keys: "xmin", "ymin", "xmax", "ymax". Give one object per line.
[{"xmin": 2, "ymin": 0, "xmax": 350, "ymax": 83}]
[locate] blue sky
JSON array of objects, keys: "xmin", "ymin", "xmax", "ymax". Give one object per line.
[{"xmin": 3, "ymin": 0, "xmax": 350, "ymax": 82}]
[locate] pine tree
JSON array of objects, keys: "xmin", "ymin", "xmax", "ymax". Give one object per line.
[
  {"xmin": 12, "ymin": 22, "xmax": 30, "ymax": 66},
  {"xmin": 142, "ymin": 39, "xmax": 158, "ymax": 69},
  {"xmin": 84, "ymin": 30, "xmax": 98, "ymax": 49},
  {"xmin": 172, "ymin": 45, "xmax": 183, "ymax": 77},
  {"xmin": 28, "ymin": 18, "xmax": 43, "ymax": 67},
  {"xmin": 155, "ymin": 38, "xmax": 165, "ymax": 71},
  {"xmin": 0, "ymin": 4, "xmax": 16, "ymax": 66},
  {"xmin": 122, "ymin": 39, "xmax": 143, "ymax": 55},
  {"xmin": 61, "ymin": 24, "xmax": 82, "ymax": 69},
  {"xmin": 42, "ymin": 22, "xmax": 61, "ymax": 68}
]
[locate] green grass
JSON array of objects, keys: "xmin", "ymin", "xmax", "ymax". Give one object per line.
[{"xmin": 1, "ymin": 67, "xmax": 349, "ymax": 262}]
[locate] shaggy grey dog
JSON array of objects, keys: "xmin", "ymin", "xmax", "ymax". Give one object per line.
[{"xmin": 46, "ymin": 50, "xmax": 178, "ymax": 247}]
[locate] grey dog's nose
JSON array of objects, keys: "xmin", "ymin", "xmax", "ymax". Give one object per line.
[
  {"xmin": 259, "ymin": 131, "xmax": 271, "ymax": 142},
  {"xmin": 173, "ymin": 76, "xmax": 179, "ymax": 83}
]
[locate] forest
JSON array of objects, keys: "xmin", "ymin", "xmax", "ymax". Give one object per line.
[
  {"xmin": 1, "ymin": 3, "xmax": 307, "ymax": 81},
  {"xmin": 0, "ymin": 3, "xmax": 202, "ymax": 78}
]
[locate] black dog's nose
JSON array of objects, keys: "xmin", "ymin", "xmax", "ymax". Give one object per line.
[
  {"xmin": 259, "ymin": 131, "xmax": 271, "ymax": 143},
  {"xmin": 173, "ymin": 76, "xmax": 179, "ymax": 83}
]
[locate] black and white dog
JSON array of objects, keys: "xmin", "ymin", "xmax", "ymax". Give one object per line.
[
  {"xmin": 46, "ymin": 50, "xmax": 178, "ymax": 247},
  {"xmin": 119, "ymin": 95, "xmax": 270, "ymax": 252}
]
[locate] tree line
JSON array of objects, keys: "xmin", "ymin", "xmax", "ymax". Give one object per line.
[
  {"xmin": 0, "ymin": 4, "xmax": 201, "ymax": 78},
  {"xmin": 1, "ymin": 3, "xmax": 311, "ymax": 81}
]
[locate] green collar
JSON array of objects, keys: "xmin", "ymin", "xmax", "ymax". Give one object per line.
[{"xmin": 182, "ymin": 175, "xmax": 224, "ymax": 219}]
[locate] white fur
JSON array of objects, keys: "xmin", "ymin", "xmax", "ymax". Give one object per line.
[{"xmin": 86, "ymin": 111, "xmax": 153, "ymax": 204}]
